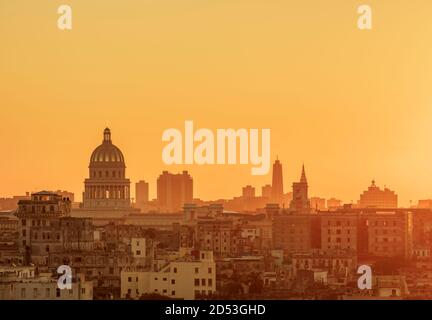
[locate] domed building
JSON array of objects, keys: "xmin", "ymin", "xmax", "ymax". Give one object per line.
[{"xmin": 82, "ymin": 128, "xmax": 131, "ymax": 209}]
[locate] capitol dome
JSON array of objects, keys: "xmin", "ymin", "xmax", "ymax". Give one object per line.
[{"xmin": 89, "ymin": 128, "xmax": 125, "ymax": 167}]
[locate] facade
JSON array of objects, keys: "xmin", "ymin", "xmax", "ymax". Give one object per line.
[
  {"xmin": 121, "ymin": 251, "xmax": 216, "ymax": 300},
  {"xmin": 365, "ymin": 211, "xmax": 413, "ymax": 258},
  {"xmin": 272, "ymin": 214, "xmax": 312, "ymax": 254},
  {"xmin": 320, "ymin": 213, "xmax": 358, "ymax": 252},
  {"xmin": 196, "ymin": 218, "xmax": 240, "ymax": 257},
  {"xmin": 82, "ymin": 128, "xmax": 131, "ymax": 210},
  {"xmin": 15, "ymin": 191, "xmax": 72, "ymax": 264}
]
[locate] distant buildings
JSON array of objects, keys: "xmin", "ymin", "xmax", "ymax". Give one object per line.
[
  {"xmin": 157, "ymin": 171, "xmax": 193, "ymax": 213},
  {"xmin": 121, "ymin": 251, "xmax": 216, "ymax": 300},
  {"xmin": 135, "ymin": 180, "xmax": 149, "ymax": 212},
  {"xmin": 327, "ymin": 198, "xmax": 343, "ymax": 211},
  {"xmin": 310, "ymin": 197, "xmax": 326, "ymax": 211},
  {"xmin": 242, "ymin": 185, "xmax": 255, "ymax": 198},
  {"xmin": 0, "ymin": 193, "xmax": 30, "ymax": 211},
  {"xmin": 261, "ymin": 184, "xmax": 272, "ymax": 199},
  {"xmin": 0, "ymin": 266, "xmax": 92, "ymax": 300},
  {"xmin": 358, "ymin": 180, "xmax": 398, "ymax": 208}
]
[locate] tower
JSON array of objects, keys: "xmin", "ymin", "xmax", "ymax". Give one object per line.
[
  {"xmin": 290, "ymin": 164, "xmax": 310, "ymax": 213},
  {"xmin": 271, "ymin": 158, "xmax": 284, "ymax": 205}
]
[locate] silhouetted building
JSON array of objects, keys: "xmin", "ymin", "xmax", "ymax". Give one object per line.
[
  {"xmin": 157, "ymin": 171, "xmax": 193, "ymax": 212},
  {"xmin": 290, "ymin": 165, "xmax": 311, "ymax": 213},
  {"xmin": 271, "ymin": 159, "xmax": 284, "ymax": 205},
  {"xmin": 261, "ymin": 184, "xmax": 272, "ymax": 199},
  {"xmin": 82, "ymin": 128, "xmax": 131, "ymax": 210},
  {"xmin": 358, "ymin": 180, "xmax": 398, "ymax": 208},
  {"xmin": 135, "ymin": 180, "xmax": 149, "ymax": 205},
  {"xmin": 242, "ymin": 185, "xmax": 255, "ymax": 198}
]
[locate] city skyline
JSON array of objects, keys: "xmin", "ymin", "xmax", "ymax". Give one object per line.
[{"xmin": 0, "ymin": 125, "xmax": 420, "ymax": 207}]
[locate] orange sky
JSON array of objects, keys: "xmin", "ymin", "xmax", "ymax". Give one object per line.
[{"xmin": 1, "ymin": 0, "xmax": 432, "ymax": 206}]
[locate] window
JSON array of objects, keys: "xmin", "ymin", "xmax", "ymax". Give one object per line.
[
  {"xmin": 163, "ymin": 277, "xmax": 167, "ymax": 281},
  {"xmin": 194, "ymin": 278, "xmax": 200, "ymax": 286},
  {"xmin": 56, "ymin": 288, "xmax": 61, "ymax": 298},
  {"xmin": 173, "ymin": 268, "xmax": 177, "ymax": 273},
  {"xmin": 171, "ymin": 291, "xmax": 175, "ymax": 296},
  {"xmin": 136, "ymin": 250, "xmax": 141, "ymax": 255},
  {"xmin": 201, "ymin": 279, "xmax": 206, "ymax": 286},
  {"xmin": 208, "ymin": 267, "xmax": 212, "ymax": 274},
  {"xmin": 195, "ymin": 267, "xmax": 199, "ymax": 274},
  {"xmin": 208, "ymin": 279, "xmax": 213, "ymax": 286},
  {"xmin": 171, "ymin": 279, "xmax": 175, "ymax": 285},
  {"xmin": 128, "ymin": 277, "xmax": 132, "ymax": 282},
  {"xmin": 22, "ymin": 220, "xmax": 26, "ymax": 226},
  {"xmin": 163, "ymin": 289, "xmax": 167, "ymax": 294},
  {"xmin": 22, "ymin": 230, "xmax": 26, "ymax": 237}
]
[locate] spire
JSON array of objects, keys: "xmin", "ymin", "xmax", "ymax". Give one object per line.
[
  {"xmin": 300, "ymin": 164, "xmax": 307, "ymax": 184},
  {"xmin": 103, "ymin": 127, "xmax": 111, "ymax": 143}
]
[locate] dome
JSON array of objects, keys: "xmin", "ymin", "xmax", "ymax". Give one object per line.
[{"xmin": 89, "ymin": 128, "xmax": 125, "ymax": 165}]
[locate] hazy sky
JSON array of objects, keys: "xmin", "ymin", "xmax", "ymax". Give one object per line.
[{"xmin": 1, "ymin": 0, "xmax": 432, "ymax": 206}]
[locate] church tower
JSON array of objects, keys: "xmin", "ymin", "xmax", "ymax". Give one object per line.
[{"xmin": 290, "ymin": 164, "xmax": 311, "ymax": 213}]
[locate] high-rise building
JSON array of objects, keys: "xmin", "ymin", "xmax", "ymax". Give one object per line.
[
  {"xmin": 261, "ymin": 184, "xmax": 272, "ymax": 199},
  {"xmin": 358, "ymin": 180, "xmax": 398, "ymax": 208},
  {"xmin": 290, "ymin": 165, "xmax": 310, "ymax": 213},
  {"xmin": 242, "ymin": 185, "xmax": 255, "ymax": 198},
  {"xmin": 135, "ymin": 180, "xmax": 149, "ymax": 204},
  {"xmin": 82, "ymin": 128, "xmax": 131, "ymax": 210},
  {"xmin": 157, "ymin": 171, "xmax": 193, "ymax": 212},
  {"xmin": 271, "ymin": 158, "xmax": 284, "ymax": 205}
]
